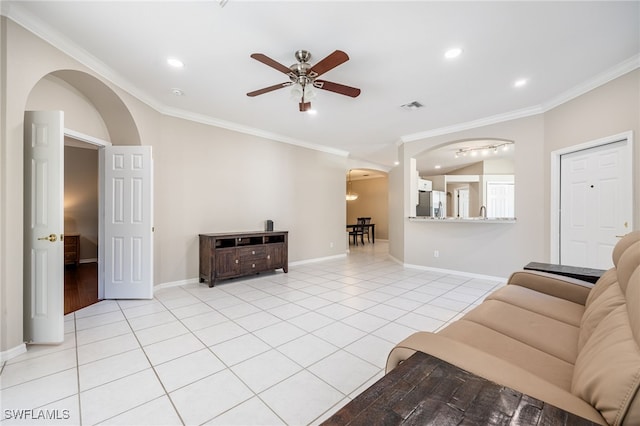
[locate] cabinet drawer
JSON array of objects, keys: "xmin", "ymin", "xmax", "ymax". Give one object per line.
[
  {"xmin": 240, "ymin": 259, "xmax": 267, "ymax": 273},
  {"xmin": 239, "ymin": 246, "xmax": 266, "ymax": 259}
]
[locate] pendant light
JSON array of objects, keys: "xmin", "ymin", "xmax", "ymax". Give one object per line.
[{"xmin": 346, "ymin": 170, "xmax": 359, "ymax": 201}]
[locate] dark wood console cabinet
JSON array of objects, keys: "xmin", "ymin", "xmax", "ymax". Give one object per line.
[
  {"xmin": 199, "ymin": 231, "xmax": 288, "ymax": 287},
  {"xmin": 64, "ymin": 233, "xmax": 80, "ymax": 267}
]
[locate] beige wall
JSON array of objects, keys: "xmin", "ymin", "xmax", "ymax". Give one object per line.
[
  {"xmin": 393, "ymin": 69, "xmax": 639, "ymax": 278},
  {"xmin": 346, "ymin": 177, "xmax": 389, "ymax": 240},
  {"xmin": 152, "ymin": 115, "xmax": 348, "ymax": 285},
  {"xmin": 26, "ymin": 75, "xmax": 111, "ymax": 141},
  {"xmin": 397, "ymin": 115, "xmax": 546, "ymax": 278},
  {"xmin": 0, "ymin": 17, "xmax": 347, "ymax": 356},
  {"xmin": 543, "ymin": 69, "xmax": 640, "ymax": 255},
  {"xmin": 1, "ymin": 16, "xmax": 94, "ymax": 358}
]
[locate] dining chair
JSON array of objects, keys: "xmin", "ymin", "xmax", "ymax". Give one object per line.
[
  {"xmin": 349, "ymin": 217, "xmax": 367, "ymax": 245},
  {"xmin": 359, "ymin": 217, "xmax": 372, "ymax": 243}
]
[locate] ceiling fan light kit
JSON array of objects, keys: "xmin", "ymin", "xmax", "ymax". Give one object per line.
[{"xmin": 247, "ymin": 49, "xmax": 361, "ymax": 112}]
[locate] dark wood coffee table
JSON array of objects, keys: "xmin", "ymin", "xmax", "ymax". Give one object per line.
[{"xmin": 322, "ymin": 351, "xmax": 599, "ymax": 425}]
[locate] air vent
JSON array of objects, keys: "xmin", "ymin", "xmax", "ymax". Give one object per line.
[{"xmin": 400, "ymin": 101, "xmax": 424, "ymax": 111}]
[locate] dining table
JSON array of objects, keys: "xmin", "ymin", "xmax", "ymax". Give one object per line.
[{"xmin": 346, "ymin": 223, "xmax": 375, "ymax": 244}]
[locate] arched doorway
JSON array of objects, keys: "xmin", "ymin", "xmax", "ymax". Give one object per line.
[
  {"xmin": 346, "ymin": 168, "xmax": 389, "ymax": 246},
  {"xmin": 24, "ymin": 70, "xmax": 147, "ymax": 343}
]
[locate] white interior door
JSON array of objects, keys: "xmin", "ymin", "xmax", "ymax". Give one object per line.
[
  {"xmin": 455, "ymin": 188, "xmax": 469, "ymax": 218},
  {"xmin": 560, "ymin": 139, "xmax": 632, "ymax": 269},
  {"xmin": 24, "ymin": 111, "xmax": 64, "ymax": 343},
  {"xmin": 102, "ymin": 146, "xmax": 154, "ymax": 299}
]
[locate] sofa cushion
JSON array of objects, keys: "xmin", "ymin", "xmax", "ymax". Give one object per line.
[
  {"xmin": 486, "ymin": 284, "xmax": 584, "ymax": 326},
  {"xmin": 460, "ymin": 299, "xmax": 580, "ymax": 364},
  {"xmin": 439, "ymin": 319, "xmax": 575, "ymax": 390},
  {"xmin": 507, "ymin": 270, "xmax": 592, "ymax": 304},
  {"xmin": 571, "ymin": 306, "xmax": 640, "ymax": 426},
  {"xmin": 612, "ymin": 232, "xmax": 640, "ymax": 268},
  {"xmin": 617, "ymin": 240, "xmax": 640, "ymax": 295},
  {"xmin": 584, "ymin": 268, "xmax": 619, "ymax": 309},
  {"xmin": 578, "ymin": 282, "xmax": 626, "ymax": 351}
]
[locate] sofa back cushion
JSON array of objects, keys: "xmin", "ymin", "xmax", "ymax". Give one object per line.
[
  {"xmin": 572, "ymin": 235, "xmax": 640, "ymax": 425},
  {"xmin": 579, "ymin": 232, "xmax": 640, "ymax": 352}
]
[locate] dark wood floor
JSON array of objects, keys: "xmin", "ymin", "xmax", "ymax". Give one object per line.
[{"xmin": 65, "ymin": 263, "xmax": 100, "ymax": 315}]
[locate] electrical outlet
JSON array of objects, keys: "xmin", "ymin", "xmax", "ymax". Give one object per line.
[{"xmin": 433, "ymin": 250, "xmax": 440, "ymax": 258}]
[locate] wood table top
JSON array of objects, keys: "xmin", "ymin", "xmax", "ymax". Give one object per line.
[{"xmin": 322, "ymin": 351, "xmax": 600, "ymax": 426}]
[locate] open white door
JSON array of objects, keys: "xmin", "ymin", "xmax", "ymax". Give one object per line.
[
  {"xmin": 101, "ymin": 146, "xmax": 153, "ymax": 299},
  {"xmin": 24, "ymin": 111, "xmax": 64, "ymax": 343}
]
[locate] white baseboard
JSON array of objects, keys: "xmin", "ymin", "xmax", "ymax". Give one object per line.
[
  {"xmin": 1, "ymin": 343, "xmax": 27, "ymax": 362},
  {"xmin": 402, "ymin": 262, "xmax": 508, "ymax": 282},
  {"xmin": 154, "ymin": 278, "xmax": 199, "ymax": 291},
  {"xmin": 289, "ymin": 253, "xmax": 346, "ymax": 266}
]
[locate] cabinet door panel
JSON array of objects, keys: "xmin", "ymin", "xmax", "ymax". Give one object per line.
[
  {"xmin": 267, "ymin": 243, "xmax": 286, "ymax": 269},
  {"xmin": 215, "ymin": 248, "xmax": 239, "ymax": 277}
]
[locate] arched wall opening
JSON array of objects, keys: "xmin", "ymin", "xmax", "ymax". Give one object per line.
[
  {"xmin": 346, "ymin": 168, "xmax": 390, "ymax": 241},
  {"xmin": 22, "ymin": 69, "xmax": 144, "ymax": 337}
]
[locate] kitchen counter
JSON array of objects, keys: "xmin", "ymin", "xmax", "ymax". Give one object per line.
[{"xmin": 409, "ymin": 216, "xmax": 516, "ymax": 223}]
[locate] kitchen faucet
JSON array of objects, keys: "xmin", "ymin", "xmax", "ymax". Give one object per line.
[{"xmin": 479, "ymin": 205, "xmax": 487, "ymax": 218}]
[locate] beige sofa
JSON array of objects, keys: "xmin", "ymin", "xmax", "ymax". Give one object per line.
[{"xmin": 386, "ymin": 231, "xmax": 640, "ymax": 426}]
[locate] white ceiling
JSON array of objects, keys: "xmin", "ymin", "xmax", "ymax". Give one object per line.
[{"xmin": 5, "ymin": 1, "xmax": 639, "ymax": 170}]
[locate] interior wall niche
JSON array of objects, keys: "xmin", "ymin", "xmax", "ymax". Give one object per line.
[{"xmin": 414, "ymin": 139, "xmax": 515, "ymax": 218}]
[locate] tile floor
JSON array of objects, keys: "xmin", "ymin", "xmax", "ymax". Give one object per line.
[{"xmin": 0, "ymin": 242, "xmax": 505, "ymax": 425}]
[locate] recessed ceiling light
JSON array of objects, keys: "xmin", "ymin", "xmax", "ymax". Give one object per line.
[
  {"xmin": 167, "ymin": 57, "xmax": 184, "ymax": 68},
  {"xmin": 514, "ymin": 78, "xmax": 528, "ymax": 88},
  {"xmin": 435, "ymin": 165, "xmax": 441, "ymax": 169},
  {"xmin": 444, "ymin": 48, "xmax": 462, "ymax": 59},
  {"xmin": 171, "ymin": 88, "xmax": 184, "ymax": 96}
]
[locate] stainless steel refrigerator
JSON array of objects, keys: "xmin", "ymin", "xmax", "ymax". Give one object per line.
[{"xmin": 416, "ymin": 190, "xmax": 446, "ymax": 217}]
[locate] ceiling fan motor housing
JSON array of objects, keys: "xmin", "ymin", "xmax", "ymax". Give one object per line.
[{"xmin": 294, "ymin": 50, "xmax": 311, "ymax": 63}]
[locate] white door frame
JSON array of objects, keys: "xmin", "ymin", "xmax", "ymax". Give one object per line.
[
  {"xmin": 63, "ymin": 128, "xmax": 111, "ymax": 299},
  {"xmin": 550, "ymin": 131, "xmax": 634, "ymax": 263}
]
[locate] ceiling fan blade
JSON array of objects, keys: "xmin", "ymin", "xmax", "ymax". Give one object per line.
[
  {"xmin": 299, "ymin": 101, "xmax": 311, "ymax": 112},
  {"xmin": 247, "ymin": 82, "xmax": 292, "ymax": 97},
  {"xmin": 250, "ymin": 53, "xmax": 292, "ymax": 75},
  {"xmin": 308, "ymin": 50, "xmax": 349, "ymax": 78},
  {"xmin": 313, "ymin": 80, "xmax": 361, "ymax": 98}
]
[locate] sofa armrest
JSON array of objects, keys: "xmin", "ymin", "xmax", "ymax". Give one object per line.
[
  {"xmin": 386, "ymin": 332, "xmax": 606, "ymax": 425},
  {"xmin": 507, "ymin": 270, "xmax": 593, "ymax": 305}
]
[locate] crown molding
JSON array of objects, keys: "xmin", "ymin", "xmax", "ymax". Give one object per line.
[
  {"xmin": 399, "ymin": 53, "xmax": 640, "ymax": 144},
  {"xmin": 4, "ymin": 6, "xmax": 349, "ymax": 159},
  {"xmin": 5, "ymin": 5, "xmax": 163, "ymax": 113},
  {"xmin": 400, "ymin": 105, "xmax": 543, "ymax": 143},
  {"xmin": 541, "ymin": 53, "xmax": 640, "ymax": 112},
  {"xmin": 160, "ymin": 106, "xmax": 349, "ymax": 157},
  {"xmin": 6, "ymin": 4, "xmax": 638, "ymax": 157}
]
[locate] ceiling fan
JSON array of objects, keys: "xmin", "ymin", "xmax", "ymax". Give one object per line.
[{"xmin": 247, "ymin": 50, "xmax": 361, "ymax": 112}]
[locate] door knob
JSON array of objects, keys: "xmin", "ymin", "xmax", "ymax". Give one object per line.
[{"xmin": 38, "ymin": 234, "xmax": 57, "ymax": 242}]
